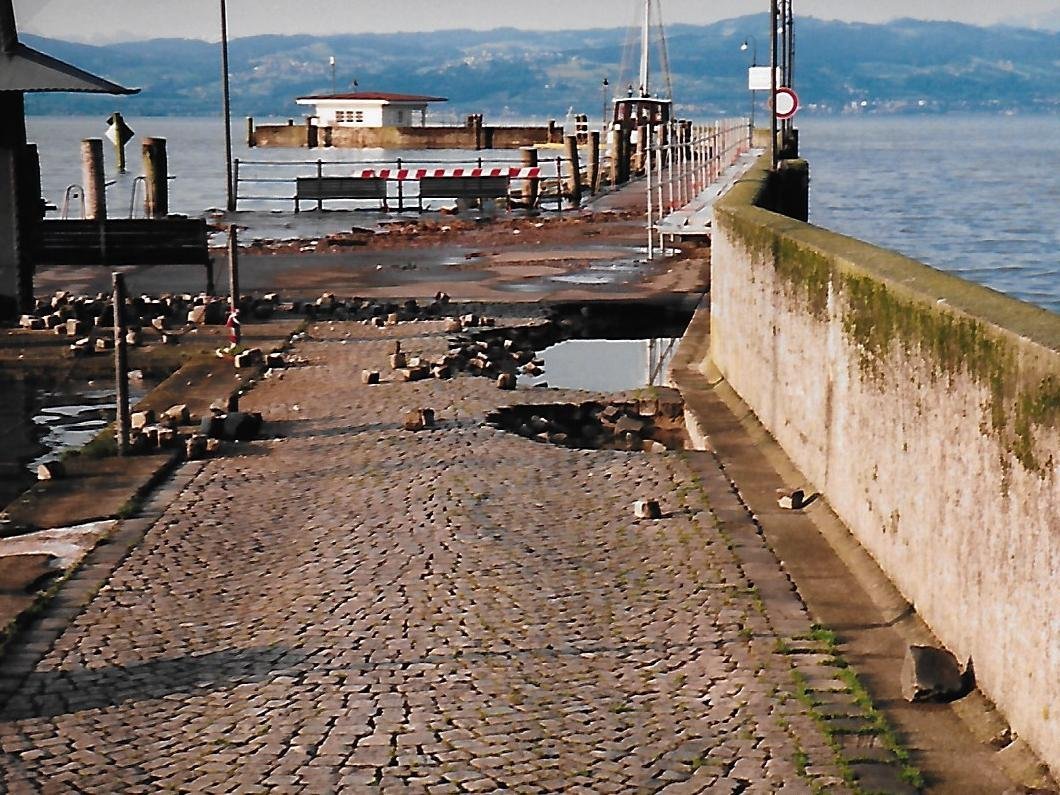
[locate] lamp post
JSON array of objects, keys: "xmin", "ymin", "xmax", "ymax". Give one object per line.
[
  {"xmin": 601, "ymin": 77, "xmax": 610, "ymax": 132},
  {"xmin": 770, "ymin": 0, "xmax": 778, "ymax": 169},
  {"xmin": 740, "ymin": 37, "xmax": 757, "ymax": 145},
  {"xmin": 330, "ymin": 56, "xmax": 336, "ymax": 94},
  {"xmin": 220, "ymin": 0, "xmax": 235, "ymax": 212}
]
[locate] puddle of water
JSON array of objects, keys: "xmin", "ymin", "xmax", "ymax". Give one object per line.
[
  {"xmin": 0, "ymin": 376, "xmax": 153, "ymax": 508},
  {"xmin": 548, "ymin": 261, "xmax": 644, "ymax": 286},
  {"xmin": 518, "ymin": 338, "xmax": 679, "ymax": 392}
]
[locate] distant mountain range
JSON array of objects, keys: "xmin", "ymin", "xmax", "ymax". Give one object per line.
[{"xmin": 22, "ymin": 14, "xmax": 1060, "ymax": 119}]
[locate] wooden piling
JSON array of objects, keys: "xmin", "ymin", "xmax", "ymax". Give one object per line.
[
  {"xmin": 112, "ymin": 272, "xmax": 131, "ymax": 456},
  {"xmin": 142, "ymin": 137, "xmax": 168, "ymax": 219},
  {"xmin": 587, "ymin": 131, "xmax": 601, "ymax": 194},
  {"xmin": 635, "ymin": 123, "xmax": 647, "ymax": 175},
  {"xmin": 564, "ymin": 135, "xmax": 582, "ymax": 208},
  {"xmin": 246, "ymin": 117, "xmax": 256, "ymax": 148},
  {"xmin": 228, "ymin": 224, "xmax": 240, "ymax": 318},
  {"xmin": 608, "ymin": 128, "xmax": 620, "ymax": 187},
  {"xmin": 110, "ymin": 112, "xmax": 128, "ymax": 174},
  {"xmin": 521, "ymin": 147, "xmax": 539, "ymax": 209},
  {"xmin": 80, "ymin": 138, "xmax": 107, "ymax": 220}
]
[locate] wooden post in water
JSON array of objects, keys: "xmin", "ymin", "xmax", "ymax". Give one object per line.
[
  {"xmin": 521, "ymin": 147, "xmax": 539, "ymax": 210},
  {"xmin": 564, "ymin": 135, "xmax": 582, "ymax": 208},
  {"xmin": 607, "ymin": 128, "xmax": 619, "ymax": 188},
  {"xmin": 81, "ymin": 139, "xmax": 107, "ymax": 220},
  {"xmin": 112, "ymin": 272, "xmax": 131, "ymax": 456},
  {"xmin": 142, "ymin": 137, "xmax": 168, "ymax": 219},
  {"xmin": 246, "ymin": 117, "xmax": 256, "ymax": 148},
  {"xmin": 587, "ymin": 131, "xmax": 600, "ymax": 194},
  {"xmin": 228, "ymin": 224, "xmax": 240, "ymax": 319}
]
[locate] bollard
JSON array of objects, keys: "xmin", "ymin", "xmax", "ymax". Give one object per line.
[
  {"xmin": 564, "ymin": 135, "xmax": 582, "ymax": 208},
  {"xmin": 81, "ymin": 138, "xmax": 107, "ymax": 220},
  {"xmin": 142, "ymin": 137, "xmax": 168, "ymax": 219},
  {"xmin": 587, "ymin": 131, "xmax": 600, "ymax": 194},
  {"xmin": 521, "ymin": 147, "xmax": 539, "ymax": 209},
  {"xmin": 112, "ymin": 272, "xmax": 131, "ymax": 456}
]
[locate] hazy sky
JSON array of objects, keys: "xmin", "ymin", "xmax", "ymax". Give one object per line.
[{"xmin": 15, "ymin": 0, "xmax": 1060, "ymax": 42}]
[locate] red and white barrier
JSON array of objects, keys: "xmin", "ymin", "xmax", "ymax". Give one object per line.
[{"xmin": 345, "ymin": 167, "xmax": 541, "ymax": 180}]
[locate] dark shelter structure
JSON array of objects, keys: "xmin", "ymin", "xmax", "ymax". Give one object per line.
[{"xmin": 0, "ymin": 0, "xmax": 136, "ymax": 319}]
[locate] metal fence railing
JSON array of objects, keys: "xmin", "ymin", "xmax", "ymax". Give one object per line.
[{"xmin": 644, "ymin": 117, "xmax": 751, "ymax": 259}]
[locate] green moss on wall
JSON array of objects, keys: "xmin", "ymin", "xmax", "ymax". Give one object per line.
[{"xmin": 715, "ymin": 170, "xmax": 1060, "ymax": 477}]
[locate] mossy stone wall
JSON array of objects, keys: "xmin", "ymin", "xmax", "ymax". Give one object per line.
[{"xmin": 706, "ymin": 153, "xmax": 1060, "ymax": 777}]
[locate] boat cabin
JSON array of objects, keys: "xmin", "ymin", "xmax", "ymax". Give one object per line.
[
  {"xmin": 612, "ymin": 96, "xmax": 672, "ymax": 131},
  {"xmin": 296, "ymin": 92, "xmax": 447, "ymax": 128}
]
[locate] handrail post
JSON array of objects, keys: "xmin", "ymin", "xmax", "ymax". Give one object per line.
[{"xmin": 112, "ymin": 272, "xmax": 131, "ymax": 456}]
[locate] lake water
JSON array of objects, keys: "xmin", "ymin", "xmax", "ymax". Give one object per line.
[
  {"xmin": 799, "ymin": 115, "xmax": 1060, "ymax": 314},
  {"xmin": 23, "ymin": 114, "xmax": 1060, "ymax": 314}
]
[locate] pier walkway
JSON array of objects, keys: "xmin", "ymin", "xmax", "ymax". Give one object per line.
[{"xmin": 0, "ymin": 319, "xmax": 865, "ymax": 793}]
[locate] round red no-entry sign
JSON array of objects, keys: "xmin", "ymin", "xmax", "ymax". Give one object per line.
[{"xmin": 773, "ymin": 87, "xmax": 800, "ymax": 120}]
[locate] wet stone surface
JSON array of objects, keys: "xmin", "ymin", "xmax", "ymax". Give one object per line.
[{"xmin": 0, "ymin": 318, "xmax": 856, "ymax": 792}]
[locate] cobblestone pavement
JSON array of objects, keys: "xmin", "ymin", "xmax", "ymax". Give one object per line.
[{"xmin": 0, "ymin": 320, "xmax": 856, "ymax": 793}]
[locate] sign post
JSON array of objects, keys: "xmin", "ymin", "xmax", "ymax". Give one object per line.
[
  {"xmin": 773, "ymin": 87, "xmax": 800, "ymax": 121},
  {"xmin": 105, "ymin": 112, "xmax": 134, "ymax": 174}
]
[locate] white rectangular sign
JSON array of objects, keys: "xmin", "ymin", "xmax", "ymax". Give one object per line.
[{"xmin": 748, "ymin": 66, "xmax": 782, "ymax": 91}]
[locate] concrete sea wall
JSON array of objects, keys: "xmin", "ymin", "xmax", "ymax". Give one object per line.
[
  {"xmin": 705, "ymin": 154, "xmax": 1060, "ymax": 774},
  {"xmin": 252, "ymin": 123, "xmax": 560, "ymax": 150}
]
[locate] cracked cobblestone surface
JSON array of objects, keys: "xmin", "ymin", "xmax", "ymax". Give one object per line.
[{"xmin": 0, "ymin": 320, "xmax": 853, "ymax": 792}]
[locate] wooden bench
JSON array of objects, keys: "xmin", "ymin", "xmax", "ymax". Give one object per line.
[
  {"xmin": 418, "ymin": 176, "xmax": 510, "ymax": 211},
  {"xmin": 295, "ymin": 176, "xmax": 388, "ymax": 212},
  {"xmin": 36, "ymin": 218, "xmax": 215, "ymax": 292}
]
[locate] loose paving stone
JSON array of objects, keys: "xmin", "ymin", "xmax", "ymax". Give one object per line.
[{"xmin": 0, "ymin": 319, "xmax": 854, "ymax": 792}]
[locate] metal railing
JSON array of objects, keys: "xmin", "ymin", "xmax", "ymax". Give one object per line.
[
  {"xmin": 233, "ymin": 155, "xmax": 581, "ymax": 213},
  {"xmin": 644, "ymin": 117, "xmax": 751, "ymax": 259}
]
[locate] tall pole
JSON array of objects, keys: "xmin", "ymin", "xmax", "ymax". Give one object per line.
[
  {"xmin": 112, "ymin": 273, "xmax": 131, "ymax": 456},
  {"xmin": 221, "ymin": 0, "xmax": 235, "ymax": 213},
  {"xmin": 639, "ymin": 0, "xmax": 650, "ymax": 96},
  {"xmin": 770, "ymin": 0, "xmax": 778, "ymax": 169},
  {"xmin": 330, "ymin": 56, "xmax": 336, "ymax": 94}
]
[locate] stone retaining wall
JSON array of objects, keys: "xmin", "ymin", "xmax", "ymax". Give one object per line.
[
  {"xmin": 704, "ymin": 153, "xmax": 1060, "ymax": 775},
  {"xmin": 252, "ymin": 123, "xmax": 560, "ymax": 150}
]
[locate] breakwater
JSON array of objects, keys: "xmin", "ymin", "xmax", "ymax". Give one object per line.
[{"xmin": 703, "ymin": 152, "xmax": 1060, "ymax": 776}]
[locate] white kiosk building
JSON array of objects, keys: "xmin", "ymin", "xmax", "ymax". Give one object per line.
[{"xmin": 296, "ymin": 92, "xmax": 447, "ymax": 128}]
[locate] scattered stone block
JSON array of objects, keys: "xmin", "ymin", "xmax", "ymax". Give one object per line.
[
  {"xmin": 614, "ymin": 415, "xmax": 647, "ymax": 436},
  {"xmin": 36, "ymin": 461, "xmax": 66, "ymax": 481},
  {"xmin": 496, "ymin": 373, "xmax": 517, "ymax": 391},
  {"xmin": 205, "ymin": 438, "xmax": 222, "ymax": 455},
  {"xmin": 361, "ymin": 370, "xmax": 381, "ymax": 385},
  {"xmin": 389, "ymin": 352, "xmax": 408, "ymax": 369},
  {"xmin": 386, "ymin": 312, "xmax": 400, "ymax": 326},
  {"xmin": 265, "ymin": 352, "xmax": 285, "ymax": 369},
  {"xmin": 234, "ymin": 348, "xmax": 263, "ymax": 368},
  {"xmin": 403, "ymin": 408, "xmax": 436, "ymax": 432},
  {"xmin": 151, "ymin": 316, "xmax": 167, "ymax": 331},
  {"xmin": 222, "ymin": 411, "xmax": 263, "ymax": 441},
  {"xmin": 161, "ymin": 404, "xmax": 190, "ymax": 426},
  {"xmin": 444, "ymin": 318, "xmax": 463, "ymax": 333},
  {"xmin": 19, "ymin": 315, "xmax": 45, "ymax": 330},
  {"xmin": 53, "ymin": 325, "xmax": 68, "ymax": 337},
  {"xmin": 126, "ymin": 329, "xmax": 142, "ymax": 346},
  {"xmin": 161, "ymin": 332, "xmax": 181, "ymax": 345},
  {"xmin": 643, "ymin": 440, "xmax": 668, "ymax": 454},
  {"xmin": 156, "ymin": 427, "xmax": 178, "ymax": 447},
  {"xmin": 634, "ymin": 499, "xmax": 663, "ymax": 520},
  {"xmin": 185, "ymin": 434, "xmax": 208, "ymax": 460},
  {"xmin": 187, "ymin": 305, "xmax": 207, "ymax": 324},
  {"xmin": 131, "ymin": 410, "xmax": 156, "ymax": 430},
  {"xmin": 902, "ymin": 645, "xmax": 970, "ymax": 703},
  {"xmin": 44, "ymin": 314, "xmax": 63, "ymax": 329},
  {"xmin": 199, "ymin": 415, "xmax": 225, "ymax": 438},
  {"xmin": 94, "ymin": 337, "xmax": 114, "ymax": 352},
  {"xmin": 778, "ymin": 489, "xmax": 807, "ymax": 510}
]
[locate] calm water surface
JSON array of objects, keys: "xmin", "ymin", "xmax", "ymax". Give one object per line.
[
  {"xmin": 799, "ymin": 115, "xmax": 1060, "ymax": 314},
  {"xmin": 24, "ymin": 114, "xmax": 1060, "ymax": 313}
]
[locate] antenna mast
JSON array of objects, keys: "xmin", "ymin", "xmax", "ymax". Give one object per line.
[{"xmin": 639, "ymin": 0, "xmax": 650, "ymax": 97}]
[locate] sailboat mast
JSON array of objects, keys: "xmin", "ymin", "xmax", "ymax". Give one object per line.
[{"xmin": 639, "ymin": 0, "xmax": 650, "ymax": 97}]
